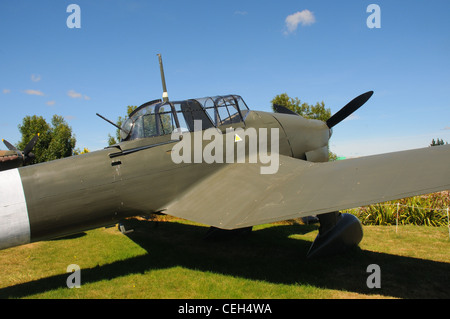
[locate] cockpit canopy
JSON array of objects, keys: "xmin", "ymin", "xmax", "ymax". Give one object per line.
[{"xmin": 120, "ymin": 95, "xmax": 249, "ymax": 141}]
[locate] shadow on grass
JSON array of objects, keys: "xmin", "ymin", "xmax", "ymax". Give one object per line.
[{"xmin": 1, "ymin": 218, "xmax": 449, "ymax": 298}]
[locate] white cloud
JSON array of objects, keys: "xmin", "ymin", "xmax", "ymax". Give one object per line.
[
  {"xmin": 68, "ymin": 89, "xmax": 90, "ymax": 100},
  {"xmin": 284, "ymin": 10, "xmax": 316, "ymax": 34},
  {"xmin": 2, "ymin": 89, "xmax": 10, "ymax": 94},
  {"xmin": 68, "ymin": 90, "xmax": 82, "ymax": 98},
  {"xmin": 234, "ymin": 10, "xmax": 248, "ymax": 16},
  {"xmin": 31, "ymin": 74, "xmax": 41, "ymax": 82},
  {"xmin": 24, "ymin": 89, "xmax": 44, "ymax": 96},
  {"xmin": 46, "ymin": 100, "xmax": 56, "ymax": 106}
]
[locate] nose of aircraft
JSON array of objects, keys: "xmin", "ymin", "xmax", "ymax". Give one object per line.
[
  {"xmin": 271, "ymin": 112, "xmax": 331, "ymax": 161},
  {"xmin": 270, "ymin": 91, "xmax": 373, "ymax": 162}
]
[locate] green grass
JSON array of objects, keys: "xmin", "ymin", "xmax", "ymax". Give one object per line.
[{"xmin": 0, "ymin": 217, "xmax": 449, "ymax": 299}]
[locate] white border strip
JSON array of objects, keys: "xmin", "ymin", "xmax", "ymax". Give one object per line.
[{"xmin": 0, "ymin": 168, "xmax": 30, "ymax": 250}]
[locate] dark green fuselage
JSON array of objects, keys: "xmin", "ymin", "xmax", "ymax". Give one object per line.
[{"xmin": 18, "ymin": 110, "xmax": 327, "ymax": 244}]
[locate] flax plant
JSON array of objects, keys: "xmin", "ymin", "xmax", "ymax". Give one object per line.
[{"xmin": 346, "ymin": 192, "xmax": 450, "ymax": 226}]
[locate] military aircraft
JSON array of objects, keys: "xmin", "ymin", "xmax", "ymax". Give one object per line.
[
  {"xmin": 1, "ymin": 55, "xmax": 449, "ymax": 258},
  {"xmin": 0, "ymin": 134, "xmax": 39, "ymax": 172}
]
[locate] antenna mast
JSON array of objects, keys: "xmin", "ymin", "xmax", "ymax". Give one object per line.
[{"xmin": 157, "ymin": 54, "xmax": 169, "ymax": 102}]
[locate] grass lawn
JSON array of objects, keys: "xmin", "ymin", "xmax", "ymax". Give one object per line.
[{"xmin": 0, "ymin": 216, "xmax": 449, "ymax": 299}]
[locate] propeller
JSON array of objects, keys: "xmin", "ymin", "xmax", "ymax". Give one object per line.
[
  {"xmin": 273, "ymin": 91, "xmax": 374, "ymax": 129},
  {"xmin": 326, "ymin": 91, "xmax": 373, "ymax": 129},
  {"xmin": 2, "ymin": 133, "xmax": 39, "ymax": 164}
]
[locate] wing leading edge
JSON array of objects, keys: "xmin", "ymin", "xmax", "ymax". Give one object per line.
[{"xmin": 165, "ymin": 145, "xmax": 450, "ymax": 229}]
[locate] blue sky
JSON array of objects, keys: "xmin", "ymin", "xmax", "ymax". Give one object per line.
[{"xmin": 1, "ymin": 0, "xmax": 449, "ymax": 157}]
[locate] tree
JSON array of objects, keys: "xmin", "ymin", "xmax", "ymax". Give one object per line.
[
  {"xmin": 430, "ymin": 138, "xmax": 447, "ymax": 147},
  {"xmin": 271, "ymin": 93, "xmax": 331, "ymax": 122},
  {"xmin": 17, "ymin": 115, "xmax": 77, "ymax": 164},
  {"xmin": 271, "ymin": 93, "xmax": 337, "ymax": 161},
  {"xmin": 73, "ymin": 147, "xmax": 90, "ymax": 155},
  {"xmin": 108, "ymin": 105, "xmax": 138, "ymax": 145}
]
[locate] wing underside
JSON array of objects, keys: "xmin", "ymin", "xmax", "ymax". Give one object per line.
[{"xmin": 165, "ymin": 145, "xmax": 450, "ymax": 229}]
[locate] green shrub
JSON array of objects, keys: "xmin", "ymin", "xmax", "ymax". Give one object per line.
[{"xmin": 346, "ymin": 192, "xmax": 450, "ymax": 226}]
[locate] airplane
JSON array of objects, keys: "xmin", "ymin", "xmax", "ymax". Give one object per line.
[
  {"xmin": 0, "ymin": 134, "xmax": 39, "ymax": 171},
  {"xmin": 0, "ymin": 55, "xmax": 449, "ymax": 259}
]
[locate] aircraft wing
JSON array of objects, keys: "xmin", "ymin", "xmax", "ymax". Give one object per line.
[{"xmin": 165, "ymin": 145, "xmax": 450, "ymax": 230}]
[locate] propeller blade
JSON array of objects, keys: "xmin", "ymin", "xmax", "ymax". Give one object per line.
[
  {"xmin": 2, "ymin": 139, "xmax": 18, "ymax": 151},
  {"xmin": 2, "ymin": 138, "xmax": 22, "ymax": 158},
  {"xmin": 273, "ymin": 104, "xmax": 299, "ymax": 116},
  {"xmin": 326, "ymin": 91, "xmax": 373, "ymax": 129},
  {"xmin": 23, "ymin": 133, "xmax": 39, "ymax": 156}
]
